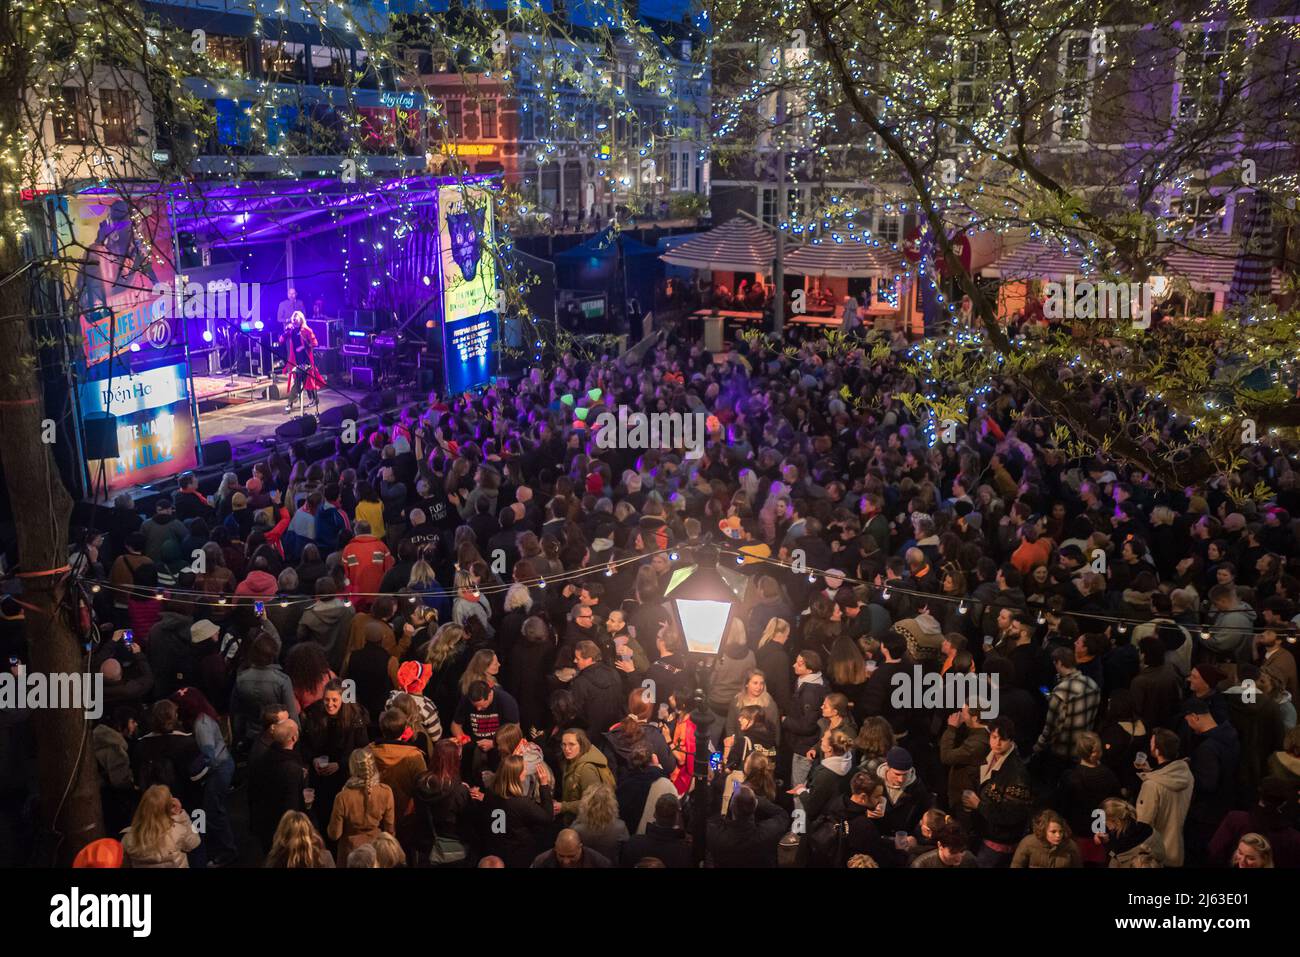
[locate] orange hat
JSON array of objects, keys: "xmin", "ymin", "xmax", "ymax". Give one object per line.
[
  {"xmin": 397, "ymin": 660, "xmax": 430, "ymax": 694},
  {"xmin": 73, "ymin": 838, "xmax": 125, "ymax": 868}
]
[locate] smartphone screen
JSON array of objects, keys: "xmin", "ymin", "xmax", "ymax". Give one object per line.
[
  {"xmin": 254, "ymin": 600, "xmax": 265, "ymax": 616},
  {"xmin": 123, "ymin": 629, "xmax": 134, "ymax": 644}
]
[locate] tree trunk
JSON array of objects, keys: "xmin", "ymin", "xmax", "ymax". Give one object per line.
[{"xmin": 0, "ymin": 34, "xmax": 105, "ymax": 864}]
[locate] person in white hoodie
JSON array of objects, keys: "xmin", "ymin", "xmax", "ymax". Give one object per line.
[{"xmin": 1135, "ymin": 728, "xmax": 1195, "ymax": 867}]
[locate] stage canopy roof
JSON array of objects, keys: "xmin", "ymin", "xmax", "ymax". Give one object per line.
[
  {"xmin": 659, "ymin": 216, "xmax": 775, "ymax": 272},
  {"xmin": 69, "ymin": 174, "xmax": 498, "ymax": 248}
]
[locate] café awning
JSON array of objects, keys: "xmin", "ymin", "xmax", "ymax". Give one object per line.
[
  {"xmin": 659, "ymin": 216, "xmax": 775, "ymax": 272},
  {"xmin": 981, "ymin": 238, "xmax": 1091, "ymax": 281},
  {"xmin": 783, "ymin": 240, "xmax": 905, "ymax": 278}
]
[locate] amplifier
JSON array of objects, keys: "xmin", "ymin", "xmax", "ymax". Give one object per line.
[
  {"xmin": 341, "ymin": 343, "xmax": 371, "ymax": 357},
  {"xmin": 373, "ymin": 332, "xmax": 401, "ymax": 351},
  {"xmin": 306, "ymin": 317, "xmax": 342, "ymax": 348}
]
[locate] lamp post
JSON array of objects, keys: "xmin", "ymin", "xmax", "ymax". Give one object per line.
[{"xmin": 663, "ymin": 551, "xmax": 738, "ymax": 864}]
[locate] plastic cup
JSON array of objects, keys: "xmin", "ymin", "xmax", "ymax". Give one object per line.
[{"xmin": 894, "ymin": 831, "xmax": 909, "ymax": 850}]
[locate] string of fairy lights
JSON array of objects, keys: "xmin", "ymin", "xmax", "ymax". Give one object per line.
[{"xmin": 74, "ymin": 537, "xmax": 1295, "ymax": 642}]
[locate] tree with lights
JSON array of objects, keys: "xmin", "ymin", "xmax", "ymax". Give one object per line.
[{"xmin": 706, "ymin": 0, "xmax": 1299, "ymax": 492}]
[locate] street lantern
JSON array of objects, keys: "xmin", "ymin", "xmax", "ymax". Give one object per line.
[{"xmin": 663, "ymin": 559, "xmax": 738, "ymax": 656}]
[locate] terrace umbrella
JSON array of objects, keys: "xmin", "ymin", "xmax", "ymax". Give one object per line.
[
  {"xmin": 1226, "ymin": 190, "xmax": 1276, "ymax": 308},
  {"xmin": 659, "ymin": 216, "xmax": 775, "ymax": 273},
  {"xmin": 783, "ymin": 240, "xmax": 904, "ymax": 278}
]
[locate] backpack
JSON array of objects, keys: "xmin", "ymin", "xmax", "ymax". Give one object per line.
[{"xmin": 806, "ymin": 811, "xmax": 850, "ymax": 867}]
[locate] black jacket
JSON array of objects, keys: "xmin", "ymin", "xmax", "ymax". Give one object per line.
[
  {"xmin": 570, "ymin": 662, "xmax": 628, "ymax": 734},
  {"xmin": 782, "ymin": 677, "xmax": 828, "ymax": 752},
  {"xmin": 707, "ymin": 797, "xmax": 790, "ymax": 867},
  {"xmin": 248, "ymin": 746, "xmax": 306, "ymax": 852},
  {"xmin": 482, "ymin": 786, "xmax": 554, "ymax": 868},
  {"xmin": 972, "ymin": 748, "xmax": 1033, "ymax": 846},
  {"xmin": 755, "ymin": 641, "xmax": 793, "ymax": 715},
  {"xmin": 622, "ymin": 821, "xmax": 692, "ymax": 868}
]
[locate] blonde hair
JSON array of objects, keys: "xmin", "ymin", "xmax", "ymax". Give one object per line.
[
  {"xmin": 758, "ymin": 617, "xmax": 790, "ymax": 648},
  {"xmin": 425, "ymin": 624, "xmax": 468, "ymax": 670},
  {"xmin": 1236, "ymin": 833, "xmax": 1274, "ymax": 867},
  {"xmin": 847, "ymin": 854, "xmax": 879, "ymax": 868},
  {"xmin": 459, "ymin": 648, "xmax": 499, "ymax": 694},
  {"xmin": 124, "ymin": 785, "xmax": 175, "ymax": 858},
  {"xmin": 1102, "ymin": 798, "xmax": 1137, "ymax": 832},
  {"xmin": 372, "ymin": 832, "xmax": 405, "ymax": 868},
  {"xmin": 266, "ymin": 811, "xmax": 324, "ymax": 868},
  {"xmin": 345, "ymin": 747, "xmax": 380, "ymax": 797},
  {"xmin": 490, "ymin": 754, "xmax": 527, "ymax": 799},
  {"xmin": 576, "ymin": 784, "xmax": 620, "ymax": 832},
  {"xmin": 743, "ymin": 752, "xmax": 776, "ymax": 799}
]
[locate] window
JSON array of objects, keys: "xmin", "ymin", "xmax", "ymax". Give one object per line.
[
  {"xmin": 100, "ymin": 89, "xmax": 135, "ymax": 146},
  {"xmin": 953, "ymin": 40, "xmax": 994, "ymax": 142},
  {"xmin": 760, "ymin": 186, "xmax": 806, "ymax": 227},
  {"xmin": 206, "ymin": 36, "xmax": 249, "ymax": 73},
  {"xmin": 874, "ymin": 211, "xmax": 901, "ymax": 245},
  {"xmin": 1056, "ymin": 34, "xmax": 1095, "ymax": 141},
  {"xmin": 311, "ymin": 45, "xmax": 349, "ymax": 86},
  {"xmin": 51, "ymin": 86, "xmax": 89, "ymax": 143},
  {"xmin": 518, "ymin": 103, "xmax": 535, "ymax": 142},
  {"xmin": 445, "ymin": 100, "xmax": 463, "ymax": 137},
  {"xmin": 261, "ymin": 41, "xmax": 307, "ymax": 81},
  {"xmin": 1168, "ymin": 192, "xmax": 1226, "ymax": 232},
  {"xmin": 480, "ymin": 99, "xmax": 497, "ymax": 138},
  {"xmin": 1178, "ymin": 28, "xmax": 1245, "ymax": 123}
]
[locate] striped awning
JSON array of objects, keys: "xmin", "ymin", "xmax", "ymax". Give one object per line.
[
  {"xmin": 981, "ymin": 239, "xmax": 1092, "ymax": 281},
  {"xmin": 1161, "ymin": 234, "xmax": 1283, "ymax": 293},
  {"xmin": 659, "ymin": 216, "xmax": 776, "ymax": 272},
  {"xmin": 783, "ymin": 240, "xmax": 905, "ymax": 278}
]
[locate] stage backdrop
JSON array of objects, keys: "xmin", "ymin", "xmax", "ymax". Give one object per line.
[
  {"xmin": 56, "ymin": 192, "xmax": 177, "ymax": 369},
  {"xmin": 438, "ymin": 183, "xmax": 499, "ymax": 395},
  {"xmin": 79, "ymin": 362, "xmax": 198, "ymax": 495}
]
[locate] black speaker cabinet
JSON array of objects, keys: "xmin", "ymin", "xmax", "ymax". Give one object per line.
[{"xmin": 83, "ymin": 413, "xmax": 120, "ymax": 459}]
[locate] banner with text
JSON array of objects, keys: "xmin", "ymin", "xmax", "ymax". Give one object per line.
[{"xmin": 438, "ymin": 183, "xmax": 499, "ymax": 395}]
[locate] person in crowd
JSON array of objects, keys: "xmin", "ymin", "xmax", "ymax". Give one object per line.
[
  {"xmin": 247, "ymin": 719, "xmax": 306, "ymax": 855},
  {"xmin": 327, "ymin": 748, "xmax": 395, "ymax": 866},
  {"xmin": 622, "ymin": 792, "xmax": 691, "ymax": 867},
  {"xmin": 707, "ymin": 785, "xmax": 790, "ymax": 867},
  {"xmin": 266, "ymin": 811, "xmax": 336, "ymax": 868},
  {"xmin": 120, "ymin": 785, "xmax": 201, "ymax": 868},
  {"xmin": 1011, "ymin": 809, "xmax": 1082, "ymax": 868},
  {"xmin": 1135, "ymin": 728, "xmax": 1194, "ymax": 867},
  {"xmin": 963, "ymin": 717, "xmax": 1032, "ymax": 867},
  {"xmin": 911, "ymin": 821, "xmax": 978, "ymax": 868},
  {"xmin": 482, "ymin": 754, "xmax": 555, "ymax": 867}
]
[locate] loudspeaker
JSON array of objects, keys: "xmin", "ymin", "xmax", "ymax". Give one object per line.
[
  {"xmin": 274, "ymin": 414, "xmax": 318, "ymax": 441},
  {"xmin": 315, "ymin": 347, "xmax": 339, "ymax": 375},
  {"xmin": 351, "ymin": 365, "xmax": 375, "ymax": 389},
  {"xmin": 306, "ymin": 318, "xmax": 342, "ymax": 348},
  {"xmin": 83, "ymin": 413, "xmax": 120, "ymax": 459},
  {"xmin": 200, "ymin": 439, "xmax": 232, "ymax": 466},
  {"xmin": 360, "ymin": 388, "xmax": 397, "ymax": 412},
  {"xmin": 319, "ymin": 403, "xmax": 359, "ymax": 430}
]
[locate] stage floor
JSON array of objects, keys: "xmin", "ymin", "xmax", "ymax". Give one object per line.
[{"xmin": 199, "ymin": 390, "xmax": 357, "ymax": 448}]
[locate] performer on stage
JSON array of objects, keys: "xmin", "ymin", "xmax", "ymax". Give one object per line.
[{"xmin": 278, "ymin": 311, "xmax": 325, "ymax": 415}]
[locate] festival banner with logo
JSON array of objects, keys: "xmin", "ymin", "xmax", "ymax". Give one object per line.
[
  {"xmin": 57, "ymin": 192, "xmax": 177, "ymax": 369},
  {"xmin": 79, "ymin": 362, "xmax": 198, "ymax": 494},
  {"xmin": 438, "ymin": 183, "xmax": 499, "ymax": 395}
]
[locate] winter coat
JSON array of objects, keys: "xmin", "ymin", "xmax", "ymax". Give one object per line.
[
  {"xmin": 783, "ymin": 674, "xmax": 828, "ymax": 753},
  {"xmin": 560, "ymin": 746, "xmax": 614, "ymax": 816},
  {"xmin": 1011, "ymin": 833, "xmax": 1082, "ymax": 868},
  {"xmin": 297, "ymin": 600, "xmax": 356, "ymax": 674},
  {"xmin": 1135, "ymin": 758, "xmax": 1194, "ymax": 867},
  {"xmin": 569, "ymin": 662, "xmax": 627, "ymax": 734},
  {"xmin": 1207, "ymin": 602, "xmax": 1257, "ymax": 664},
  {"xmin": 939, "ymin": 724, "xmax": 990, "ymax": 811},
  {"xmin": 754, "ymin": 641, "xmax": 793, "ymax": 714},
  {"xmin": 247, "ymin": 746, "xmax": 306, "ymax": 851},
  {"xmin": 122, "ymin": 812, "xmax": 201, "ymax": 868},
  {"xmin": 708, "ymin": 647, "xmax": 757, "ymax": 711},
  {"xmin": 1129, "ymin": 663, "xmax": 1184, "ymax": 732},
  {"xmin": 232, "ymin": 664, "xmax": 298, "ymax": 742},
  {"xmin": 146, "ymin": 612, "xmax": 196, "ymax": 699},
  {"xmin": 1108, "ymin": 821, "xmax": 1166, "ymax": 868},
  {"xmin": 1188, "ymin": 723, "xmax": 1241, "ymax": 824},
  {"xmin": 92, "ymin": 723, "xmax": 133, "ymax": 791},
  {"xmin": 327, "ymin": 782, "xmax": 396, "ymax": 865}
]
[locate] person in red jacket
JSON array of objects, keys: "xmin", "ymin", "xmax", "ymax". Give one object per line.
[
  {"xmin": 235, "ymin": 557, "xmax": 280, "ymax": 599},
  {"xmin": 342, "ymin": 520, "xmax": 394, "ymax": 612}
]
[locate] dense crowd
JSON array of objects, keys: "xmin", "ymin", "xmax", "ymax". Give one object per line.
[{"xmin": 6, "ymin": 325, "xmax": 1300, "ymax": 870}]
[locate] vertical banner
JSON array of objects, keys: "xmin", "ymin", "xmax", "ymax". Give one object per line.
[
  {"xmin": 78, "ymin": 363, "xmax": 198, "ymax": 494},
  {"xmin": 438, "ymin": 183, "xmax": 499, "ymax": 395},
  {"xmin": 56, "ymin": 192, "xmax": 177, "ymax": 369}
]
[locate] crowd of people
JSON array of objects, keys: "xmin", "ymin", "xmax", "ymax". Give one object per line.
[{"xmin": 7, "ymin": 322, "xmax": 1300, "ymax": 870}]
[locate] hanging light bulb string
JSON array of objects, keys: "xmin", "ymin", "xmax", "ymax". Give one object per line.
[
  {"xmin": 711, "ymin": 545, "xmax": 1296, "ymax": 641},
  {"xmin": 79, "ymin": 545, "xmax": 680, "ymax": 610}
]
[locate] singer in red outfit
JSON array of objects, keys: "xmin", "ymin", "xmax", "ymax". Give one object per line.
[{"xmin": 278, "ymin": 311, "xmax": 326, "ymax": 414}]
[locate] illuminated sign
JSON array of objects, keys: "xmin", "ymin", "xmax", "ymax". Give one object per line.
[
  {"xmin": 79, "ymin": 363, "xmax": 197, "ymax": 493},
  {"xmin": 379, "ymin": 91, "xmax": 418, "ymax": 110},
  {"xmin": 438, "ymin": 183, "xmax": 499, "ymax": 394},
  {"xmin": 440, "ymin": 143, "xmax": 497, "ymax": 156}
]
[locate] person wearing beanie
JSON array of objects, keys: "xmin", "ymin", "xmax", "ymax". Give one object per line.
[
  {"xmin": 876, "ymin": 745, "xmax": 933, "ymax": 837},
  {"xmin": 385, "ymin": 660, "xmax": 444, "ymax": 742},
  {"xmin": 1183, "ymin": 696, "xmax": 1242, "ymax": 864},
  {"xmin": 72, "ymin": 837, "xmax": 125, "ymax": 869}
]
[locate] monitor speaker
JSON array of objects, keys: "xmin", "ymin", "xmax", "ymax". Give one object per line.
[
  {"xmin": 274, "ymin": 414, "xmax": 318, "ymax": 441},
  {"xmin": 319, "ymin": 403, "xmax": 359, "ymax": 430},
  {"xmin": 83, "ymin": 413, "xmax": 119, "ymax": 460},
  {"xmin": 200, "ymin": 439, "xmax": 232, "ymax": 466}
]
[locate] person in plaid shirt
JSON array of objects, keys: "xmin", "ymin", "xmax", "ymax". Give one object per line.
[{"xmin": 1033, "ymin": 648, "xmax": 1101, "ymax": 773}]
